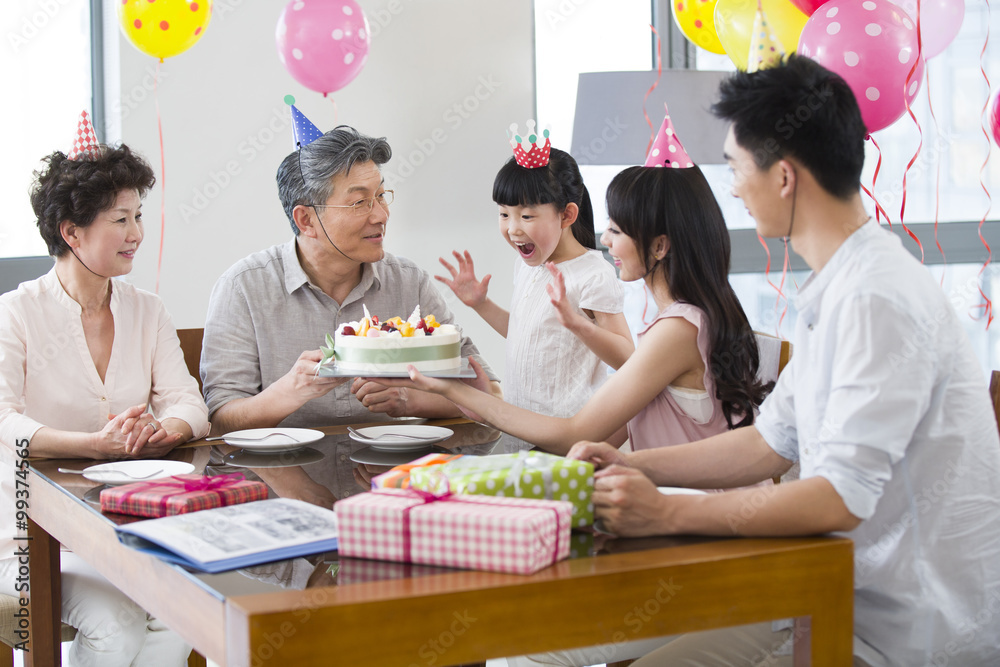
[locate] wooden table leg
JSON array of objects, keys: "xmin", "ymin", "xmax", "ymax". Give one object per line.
[
  {"xmin": 792, "ymin": 617, "xmax": 811, "ymax": 666},
  {"xmin": 24, "ymin": 518, "xmax": 61, "ymax": 667}
]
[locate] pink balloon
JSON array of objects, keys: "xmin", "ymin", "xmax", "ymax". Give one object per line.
[
  {"xmin": 789, "ymin": 0, "xmax": 830, "ymax": 15},
  {"xmin": 275, "ymin": 0, "xmax": 371, "ymax": 96},
  {"xmin": 895, "ymin": 0, "xmax": 965, "ymax": 58},
  {"xmin": 991, "ymin": 89, "xmax": 1000, "ymax": 148},
  {"xmin": 799, "ymin": 0, "xmax": 925, "ymax": 133}
]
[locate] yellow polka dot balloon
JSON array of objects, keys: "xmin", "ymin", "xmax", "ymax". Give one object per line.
[
  {"xmin": 673, "ymin": 0, "xmax": 726, "ymax": 54},
  {"xmin": 118, "ymin": 0, "xmax": 212, "ymax": 61}
]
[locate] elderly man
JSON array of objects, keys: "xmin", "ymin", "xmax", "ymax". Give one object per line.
[{"xmin": 201, "ymin": 125, "xmax": 499, "ymax": 504}]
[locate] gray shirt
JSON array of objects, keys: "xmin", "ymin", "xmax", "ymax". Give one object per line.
[{"xmin": 201, "ymin": 239, "xmax": 496, "ymax": 497}]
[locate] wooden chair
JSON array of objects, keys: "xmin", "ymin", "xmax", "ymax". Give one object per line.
[
  {"xmin": 176, "ymin": 327, "xmax": 205, "ymax": 394},
  {"xmin": 754, "ymin": 333, "xmax": 795, "ymax": 485},
  {"xmin": 990, "ymin": 371, "xmax": 1000, "ymax": 436}
]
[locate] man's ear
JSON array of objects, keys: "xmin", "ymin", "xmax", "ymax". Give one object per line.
[
  {"xmin": 777, "ymin": 159, "xmax": 797, "ymax": 199},
  {"xmin": 60, "ymin": 220, "xmax": 81, "ymax": 249},
  {"xmin": 292, "ymin": 205, "xmax": 317, "ymax": 238},
  {"xmin": 560, "ymin": 202, "xmax": 580, "ymax": 228}
]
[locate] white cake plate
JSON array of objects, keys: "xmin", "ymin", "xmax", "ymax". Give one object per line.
[{"xmin": 316, "ymin": 356, "xmax": 476, "ymax": 379}]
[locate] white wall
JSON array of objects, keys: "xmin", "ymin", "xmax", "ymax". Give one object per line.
[{"xmin": 113, "ymin": 0, "xmax": 535, "ymax": 378}]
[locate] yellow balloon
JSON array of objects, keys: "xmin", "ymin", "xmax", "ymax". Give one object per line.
[
  {"xmin": 673, "ymin": 0, "xmax": 726, "ymax": 55},
  {"xmin": 118, "ymin": 0, "xmax": 213, "ymax": 61},
  {"xmin": 714, "ymin": 0, "xmax": 808, "ymax": 70}
]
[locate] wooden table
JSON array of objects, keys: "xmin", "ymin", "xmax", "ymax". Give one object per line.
[{"xmin": 24, "ymin": 421, "xmax": 854, "ymax": 666}]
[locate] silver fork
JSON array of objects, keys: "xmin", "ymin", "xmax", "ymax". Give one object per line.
[
  {"xmin": 59, "ymin": 467, "xmax": 164, "ymax": 480},
  {"xmin": 346, "ymin": 426, "xmax": 431, "ymax": 441},
  {"xmin": 205, "ymin": 433, "xmax": 298, "ymax": 443}
]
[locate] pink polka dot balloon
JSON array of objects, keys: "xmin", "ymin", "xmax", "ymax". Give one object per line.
[
  {"xmin": 276, "ymin": 0, "xmax": 370, "ymax": 96},
  {"xmin": 799, "ymin": 0, "xmax": 925, "ymax": 133}
]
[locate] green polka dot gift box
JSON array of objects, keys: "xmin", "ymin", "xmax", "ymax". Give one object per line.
[{"xmin": 408, "ymin": 452, "xmax": 594, "ymax": 528}]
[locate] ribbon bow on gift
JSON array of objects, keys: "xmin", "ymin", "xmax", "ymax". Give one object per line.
[{"xmin": 119, "ymin": 472, "xmax": 249, "ymax": 515}]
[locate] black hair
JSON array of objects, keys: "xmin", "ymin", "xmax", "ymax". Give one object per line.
[
  {"xmin": 492, "ymin": 147, "xmax": 596, "ymax": 249},
  {"xmin": 277, "ymin": 125, "xmax": 392, "ymax": 235},
  {"xmin": 607, "ymin": 165, "xmax": 770, "ymax": 429},
  {"xmin": 30, "ymin": 145, "xmax": 156, "ymax": 257},
  {"xmin": 711, "ymin": 54, "xmax": 866, "ymax": 200}
]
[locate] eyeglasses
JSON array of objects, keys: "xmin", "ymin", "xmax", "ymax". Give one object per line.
[{"xmin": 310, "ymin": 190, "xmax": 394, "ymax": 215}]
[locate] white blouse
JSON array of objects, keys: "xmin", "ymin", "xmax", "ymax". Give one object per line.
[{"xmin": 0, "ymin": 269, "xmax": 209, "ymax": 559}]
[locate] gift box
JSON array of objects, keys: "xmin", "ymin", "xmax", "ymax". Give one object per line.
[
  {"xmin": 100, "ymin": 473, "xmax": 269, "ymax": 518},
  {"xmin": 336, "ymin": 488, "xmax": 572, "ymax": 575},
  {"xmin": 371, "ymin": 453, "xmax": 463, "ymax": 489},
  {"xmin": 408, "ymin": 452, "xmax": 594, "ymax": 528}
]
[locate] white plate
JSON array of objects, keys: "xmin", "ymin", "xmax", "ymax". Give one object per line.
[
  {"xmin": 349, "ymin": 445, "xmax": 438, "ymax": 466},
  {"xmin": 317, "ymin": 357, "xmax": 476, "ymax": 379},
  {"xmin": 221, "ymin": 428, "xmax": 325, "ymax": 452},
  {"xmin": 657, "ymin": 487, "xmax": 709, "ymax": 496},
  {"xmin": 222, "ymin": 447, "xmax": 326, "ymax": 469},
  {"xmin": 348, "ymin": 425, "xmax": 453, "ymax": 451},
  {"xmin": 82, "ymin": 460, "xmax": 195, "ymax": 486}
]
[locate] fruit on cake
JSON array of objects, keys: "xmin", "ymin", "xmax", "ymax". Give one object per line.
[{"xmin": 320, "ymin": 306, "xmax": 462, "ymax": 373}]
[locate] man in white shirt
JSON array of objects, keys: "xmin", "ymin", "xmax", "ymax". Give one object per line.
[{"xmin": 571, "ymin": 56, "xmax": 1000, "ymax": 666}]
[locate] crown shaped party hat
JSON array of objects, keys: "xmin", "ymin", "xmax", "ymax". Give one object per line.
[
  {"xmin": 747, "ymin": 3, "xmax": 785, "ymax": 73},
  {"xmin": 287, "ymin": 96, "xmax": 323, "ymax": 148},
  {"xmin": 508, "ymin": 121, "xmax": 551, "ymax": 169},
  {"xmin": 67, "ymin": 110, "xmax": 101, "ymax": 161},
  {"xmin": 644, "ymin": 104, "xmax": 693, "ymax": 169}
]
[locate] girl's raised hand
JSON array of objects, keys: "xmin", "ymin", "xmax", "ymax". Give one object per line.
[
  {"xmin": 435, "ymin": 250, "xmax": 491, "ymax": 308},
  {"xmin": 545, "ymin": 262, "xmax": 583, "ymax": 330}
]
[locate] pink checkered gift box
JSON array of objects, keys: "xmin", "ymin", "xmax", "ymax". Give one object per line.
[{"xmin": 335, "ymin": 488, "xmax": 572, "ymax": 575}]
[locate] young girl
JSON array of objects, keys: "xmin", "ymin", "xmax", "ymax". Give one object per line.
[
  {"xmin": 389, "ymin": 164, "xmax": 769, "ymax": 456},
  {"xmin": 436, "ymin": 138, "xmax": 633, "ymax": 450}
]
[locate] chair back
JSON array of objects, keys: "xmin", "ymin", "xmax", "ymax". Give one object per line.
[
  {"xmin": 754, "ymin": 332, "xmax": 792, "ymax": 386},
  {"xmin": 990, "ymin": 371, "xmax": 1000, "ymax": 436},
  {"xmin": 176, "ymin": 328, "xmax": 205, "ymax": 394}
]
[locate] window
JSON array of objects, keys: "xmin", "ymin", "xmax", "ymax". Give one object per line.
[{"xmin": 2, "ymin": 0, "xmax": 94, "ymax": 258}]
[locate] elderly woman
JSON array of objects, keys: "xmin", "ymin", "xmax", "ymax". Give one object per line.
[{"xmin": 0, "ymin": 141, "xmax": 209, "ymax": 665}]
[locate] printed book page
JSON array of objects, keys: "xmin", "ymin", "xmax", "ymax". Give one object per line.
[{"xmin": 117, "ymin": 498, "xmax": 338, "ymax": 566}]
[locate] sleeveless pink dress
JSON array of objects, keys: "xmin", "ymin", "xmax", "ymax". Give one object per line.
[{"xmin": 627, "ymin": 302, "xmax": 731, "ymax": 450}]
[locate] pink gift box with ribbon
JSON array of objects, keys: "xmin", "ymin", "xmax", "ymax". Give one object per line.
[
  {"xmin": 100, "ymin": 473, "xmax": 269, "ymax": 518},
  {"xmin": 335, "ymin": 488, "xmax": 572, "ymax": 575}
]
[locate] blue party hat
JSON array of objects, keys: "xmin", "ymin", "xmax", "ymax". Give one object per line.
[{"xmin": 287, "ymin": 96, "xmax": 323, "ymax": 148}]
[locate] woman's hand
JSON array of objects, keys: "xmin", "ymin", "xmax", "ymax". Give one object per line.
[
  {"xmin": 435, "ymin": 250, "xmax": 491, "ymax": 308},
  {"xmin": 567, "ymin": 440, "xmax": 631, "ymax": 470},
  {"xmin": 363, "ymin": 357, "xmax": 492, "ymax": 422},
  {"xmin": 98, "ymin": 404, "xmax": 183, "ymax": 458},
  {"xmin": 545, "ymin": 262, "xmax": 585, "ymax": 332}
]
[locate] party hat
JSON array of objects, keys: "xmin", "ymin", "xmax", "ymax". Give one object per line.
[
  {"xmin": 747, "ymin": 3, "xmax": 785, "ymax": 73},
  {"xmin": 67, "ymin": 110, "xmax": 100, "ymax": 161},
  {"xmin": 644, "ymin": 105, "xmax": 693, "ymax": 169},
  {"xmin": 508, "ymin": 120, "xmax": 551, "ymax": 169},
  {"xmin": 287, "ymin": 96, "xmax": 323, "ymax": 148}
]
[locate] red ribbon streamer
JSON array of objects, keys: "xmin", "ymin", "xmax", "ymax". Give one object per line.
[
  {"xmin": 974, "ymin": 0, "xmax": 994, "ymax": 328},
  {"xmin": 861, "ymin": 135, "xmax": 893, "ymax": 226},
  {"xmin": 643, "ymin": 25, "xmax": 663, "ymax": 158},
  {"xmin": 757, "ymin": 233, "xmax": 788, "ymax": 338},
  {"xmin": 899, "ymin": 1, "xmax": 925, "ymax": 263},
  {"xmin": 925, "ymin": 71, "xmax": 946, "ymax": 283},
  {"xmin": 154, "ymin": 60, "xmax": 166, "ymax": 294}
]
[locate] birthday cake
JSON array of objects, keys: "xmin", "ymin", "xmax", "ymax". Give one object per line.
[{"xmin": 321, "ymin": 306, "xmax": 462, "ymax": 373}]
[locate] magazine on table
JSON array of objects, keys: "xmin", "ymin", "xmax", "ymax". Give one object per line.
[{"xmin": 115, "ymin": 498, "xmax": 339, "ymax": 573}]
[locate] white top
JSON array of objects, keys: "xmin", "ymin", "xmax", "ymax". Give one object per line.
[
  {"xmin": 503, "ymin": 250, "xmax": 624, "ymax": 451},
  {"xmin": 755, "ymin": 221, "xmax": 1000, "ymax": 666},
  {"xmin": 0, "ymin": 269, "xmax": 210, "ymax": 559},
  {"xmin": 665, "ymin": 385, "xmax": 712, "ymax": 423}
]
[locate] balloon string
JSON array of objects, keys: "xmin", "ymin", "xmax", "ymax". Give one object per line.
[
  {"xmin": 757, "ymin": 232, "xmax": 786, "ymax": 337},
  {"xmin": 777, "ymin": 238, "xmax": 789, "ymax": 336},
  {"xmin": 974, "ymin": 0, "xmax": 994, "ymax": 328},
  {"xmin": 643, "ymin": 24, "xmax": 663, "ymax": 157},
  {"xmin": 155, "ymin": 60, "xmax": 165, "ymax": 294},
  {"xmin": 641, "ymin": 282, "xmax": 655, "ymax": 326},
  {"xmin": 899, "ymin": 0, "xmax": 925, "ymax": 263},
  {"xmin": 330, "ymin": 97, "xmax": 338, "ymax": 125},
  {"xmin": 861, "ymin": 135, "xmax": 892, "ymax": 226}
]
